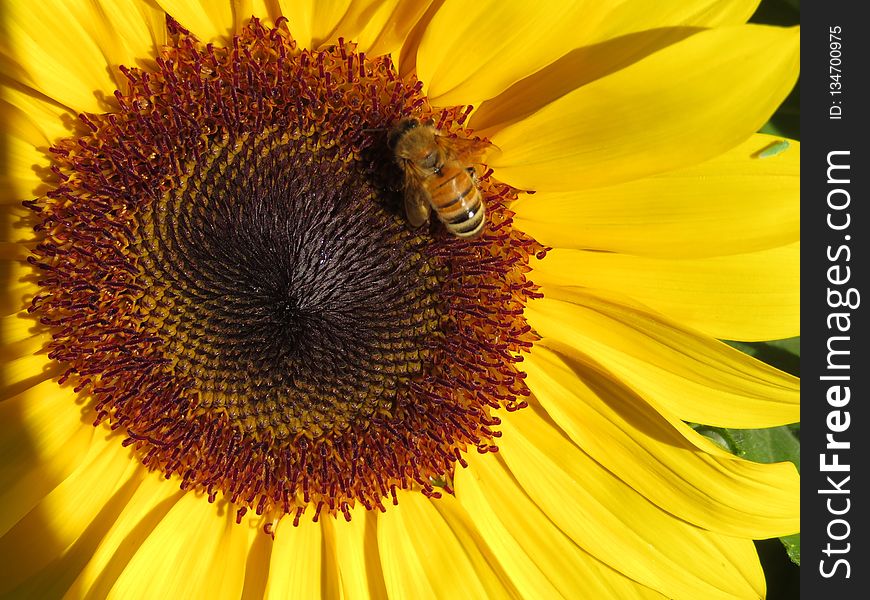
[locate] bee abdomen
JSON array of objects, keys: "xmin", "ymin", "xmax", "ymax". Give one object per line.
[{"xmin": 442, "ymin": 190, "xmax": 485, "ymax": 238}]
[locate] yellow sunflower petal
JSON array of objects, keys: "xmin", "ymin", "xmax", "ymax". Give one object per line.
[
  {"xmin": 531, "ymin": 242, "xmax": 799, "ymax": 342},
  {"xmin": 269, "ymin": 0, "xmax": 432, "ymax": 71},
  {"xmin": 417, "ymin": 0, "xmax": 614, "ymax": 106},
  {"xmin": 0, "ymin": 1, "xmax": 121, "ymax": 113},
  {"xmin": 1, "ymin": 84, "xmax": 105, "ymax": 213},
  {"xmin": 455, "ymin": 453, "xmax": 666, "ymax": 598},
  {"xmin": 274, "ymin": 0, "xmax": 351, "ymax": 50},
  {"xmin": 525, "ymin": 346, "xmax": 800, "ymax": 538},
  {"xmin": 324, "ymin": 508, "xmax": 389, "ymax": 599},
  {"xmin": 0, "ymin": 286, "xmax": 31, "ymax": 320},
  {"xmin": 1, "ymin": 350, "xmax": 59, "ymax": 400},
  {"xmin": 489, "ymin": 24, "xmax": 799, "ymax": 192},
  {"xmin": 418, "ymin": 0, "xmax": 761, "ymax": 108},
  {"xmin": 108, "ymin": 490, "xmax": 254, "ymax": 598},
  {"xmin": 305, "ymin": 0, "xmax": 354, "ymax": 49},
  {"xmin": 2, "ymin": 236, "xmax": 34, "ymax": 271},
  {"xmin": 468, "ymin": 26, "xmax": 696, "ymax": 134},
  {"xmin": 498, "ymin": 407, "xmax": 766, "ymax": 599},
  {"xmin": 378, "ymin": 491, "xmax": 513, "ymax": 598},
  {"xmin": 242, "ymin": 526, "xmax": 274, "ymax": 599},
  {"xmin": 0, "ymin": 312, "xmax": 40, "ymax": 348},
  {"xmin": 278, "ymin": 0, "xmax": 431, "ymax": 54},
  {"xmin": 470, "ymin": 0, "xmax": 762, "ymax": 131},
  {"xmin": 0, "ymin": 85, "xmax": 77, "ymax": 142},
  {"xmin": 526, "ymin": 291, "xmax": 799, "ymax": 428},
  {"xmin": 0, "ymin": 380, "xmax": 94, "ymax": 538},
  {"xmin": 66, "ymin": 0, "xmax": 168, "ymax": 90},
  {"xmin": 0, "ymin": 259, "xmax": 37, "ymax": 316},
  {"xmin": 264, "ymin": 517, "xmax": 323, "ymax": 599},
  {"xmin": 0, "ymin": 91, "xmax": 79, "ymax": 204},
  {"xmin": 512, "ymin": 134, "xmax": 799, "ymax": 258},
  {"xmin": 1, "ymin": 136, "xmax": 49, "ymax": 204},
  {"xmin": 0, "ymin": 436, "xmax": 142, "ymax": 597},
  {"xmin": 154, "ymin": 0, "xmax": 235, "ymax": 43},
  {"xmin": 62, "ymin": 473, "xmax": 187, "ymax": 599},
  {"xmin": 330, "ymin": 0, "xmax": 433, "ymax": 61},
  {"xmin": 598, "ymin": 0, "xmax": 761, "ymax": 32},
  {"xmin": 0, "ymin": 336, "xmax": 46, "ymax": 381},
  {"xmin": 0, "ymin": 269, "xmax": 50, "ymax": 379},
  {"xmin": 273, "ymin": 0, "xmax": 313, "ymax": 49}
]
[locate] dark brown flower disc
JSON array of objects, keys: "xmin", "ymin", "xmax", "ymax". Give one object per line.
[{"xmin": 26, "ymin": 17, "xmax": 546, "ymax": 527}]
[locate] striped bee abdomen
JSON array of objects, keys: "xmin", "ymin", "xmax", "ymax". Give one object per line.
[{"xmin": 428, "ymin": 165, "xmax": 485, "ymax": 238}]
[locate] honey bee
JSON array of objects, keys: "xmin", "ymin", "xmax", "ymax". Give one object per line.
[{"xmin": 389, "ymin": 118, "xmax": 492, "ymax": 238}]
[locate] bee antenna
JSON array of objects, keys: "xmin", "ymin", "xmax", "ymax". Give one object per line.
[{"xmin": 361, "ymin": 127, "xmax": 388, "ymax": 134}]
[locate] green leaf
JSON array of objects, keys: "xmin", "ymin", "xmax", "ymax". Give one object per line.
[
  {"xmin": 750, "ymin": 0, "xmax": 800, "ymax": 26},
  {"xmin": 759, "ymin": 122, "xmax": 785, "ymax": 137},
  {"xmin": 714, "ymin": 426, "xmax": 800, "ymax": 472},
  {"xmin": 766, "ymin": 337, "xmax": 800, "ymax": 356},
  {"xmin": 780, "ymin": 533, "xmax": 801, "ymax": 566},
  {"xmin": 725, "ymin": 337, "xmax": 800, "ymax": 377}
]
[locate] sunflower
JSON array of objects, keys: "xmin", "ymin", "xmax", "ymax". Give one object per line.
[{"xmin": 0, "ymin": 0, "xmax": 800, "ymax": 598}]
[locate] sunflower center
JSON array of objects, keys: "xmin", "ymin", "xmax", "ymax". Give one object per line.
[
  {"xmin": 27, "ymin": 17, "xmax": 546, "ymax": 527},
  {"xmin": 136, "ymin": 128, "xmax": 441, "ymax": 440}
]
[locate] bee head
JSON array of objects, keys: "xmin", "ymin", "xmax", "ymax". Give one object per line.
[{"xmin": 387, "ymin": 117, "xmax": 420, "ymax": 150}]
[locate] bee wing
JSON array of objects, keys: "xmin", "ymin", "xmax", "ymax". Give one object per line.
[
  {"xmin": 436, "ymin": 134, "xmax": 498, "ymax": 165},
  {"xmin": 403, "ymin": 168, "xmax": 431, "ymax": 228}
]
